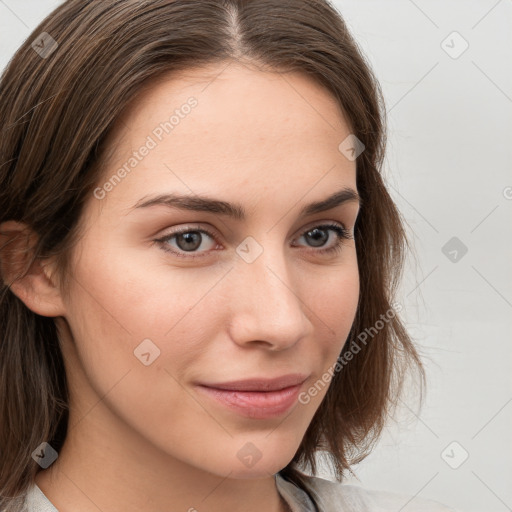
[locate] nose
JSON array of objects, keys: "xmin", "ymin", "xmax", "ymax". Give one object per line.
[{"xmin": 226, "ymin": 242, "xmax": 313, "ymax": 351}]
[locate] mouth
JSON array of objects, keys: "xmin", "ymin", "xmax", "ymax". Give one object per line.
[{"xmin": 195, "ymin": 374, "xmax": 309, "ymax": 419}]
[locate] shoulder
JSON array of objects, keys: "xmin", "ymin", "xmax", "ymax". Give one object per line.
[
  {"xmin": 18, "ymin": 482, "xmax": 58, "ymax": 512},
  {"xmin": 290, "ymin": 473, "xmax": 461, "ymax": 512}
]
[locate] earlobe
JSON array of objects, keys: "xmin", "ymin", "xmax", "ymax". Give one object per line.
[{"xmin": 0, "ymin": 220, "xmax": 66, "ymax": 317}]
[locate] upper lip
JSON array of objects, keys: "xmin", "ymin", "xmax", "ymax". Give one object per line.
[{"xmin": 198, "ymin": 373, "xmax": 309, "ymax": 392}]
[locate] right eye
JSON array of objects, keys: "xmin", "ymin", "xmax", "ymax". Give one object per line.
[{"xmin": 154, "ymin": 226, "xmax": 220, "ymax": 259}]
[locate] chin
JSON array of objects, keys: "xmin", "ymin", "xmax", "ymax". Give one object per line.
[
  {"xmin": 195, "ymin": 444, "xmax": 297, "ymax": 480},
  {"xmin": 230, "ymin": 443, "xmax": 297, "ymax": 479}
]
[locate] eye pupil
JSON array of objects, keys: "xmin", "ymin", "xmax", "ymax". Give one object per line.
[
  {"xmin": 306, "ymin": 227, "xmax": 328, "ymax": 247},
  {"xmin": 177, "ymin": 231, "xmax": 202, "ymax": 251}
]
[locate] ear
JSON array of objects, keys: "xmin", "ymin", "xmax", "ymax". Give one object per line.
[{"xmin": 0, "ymin": 220, "xmax": 66, "ymax": 317}]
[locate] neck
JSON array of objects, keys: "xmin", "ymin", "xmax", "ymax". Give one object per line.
[
  {"xmin": 35, "ymin": 403, "xmax": 290, "ymax": 512},
  {"xmin": 35, "ymin": 319, "xmax": 293, "ymax": 512}
]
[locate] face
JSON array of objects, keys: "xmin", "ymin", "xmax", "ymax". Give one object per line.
[{"xmin": 56, "ymin": 62, "xmax": 360, "ymax": 479}]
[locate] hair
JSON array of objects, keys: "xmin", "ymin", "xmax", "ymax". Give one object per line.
[{"xmin": 0, "ymin": 0, "xmax": 426, "ymax": 509}]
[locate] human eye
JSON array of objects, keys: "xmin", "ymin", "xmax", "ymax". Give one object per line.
[
  {"xmin": 293, "ymin": 222, "xmax": 353, "ymax": 256},
  {"xmin": 153, "ymin": 221, "xmax": 353, "ymax": 260},
  {"xmin": 153, "ymin": 224, "xmax": 219, "ymax": 259}
]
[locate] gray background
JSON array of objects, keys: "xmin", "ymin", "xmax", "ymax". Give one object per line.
[{"xmin": 1, "ymin": 1, "xmax": 511, "ymax": 511}]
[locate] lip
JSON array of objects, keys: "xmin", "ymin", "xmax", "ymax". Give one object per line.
[
  {"xmin": 195, "ymin": 373, "xmax": 309, "ymax": 419},
  {"xmin": 198, "ymin": 373, "xmax": 309, "ymax": 392}
]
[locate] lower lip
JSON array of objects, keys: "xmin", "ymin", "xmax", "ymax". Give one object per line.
[{"xmin": 195, "ymin": 383, "xmax": 303, "ymax": 419}]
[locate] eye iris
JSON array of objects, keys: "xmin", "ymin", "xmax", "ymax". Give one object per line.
[
  {"xmin": 306, "ymin": 227, "xmax": 328, "ymax": 247},
  {"xmin": 176, "ymin": 231, "xmax": 202, "ymax": 251}
]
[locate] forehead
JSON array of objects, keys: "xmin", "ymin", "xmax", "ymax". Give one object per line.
[
  {"xmin": 107, "ymin": 62, "xmax": 353, "ymax": 153},
  {"xmin": 121, "ymin": 61, "xmax": 351, "ymax": 128},
  {"xmin": 94, "ymin": 62, "xmax": 357, "ymax": 217}
]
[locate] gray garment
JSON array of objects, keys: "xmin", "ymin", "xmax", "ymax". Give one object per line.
[
  {"xmin": 21, "ymin": 473, "xmax": 459, "ymax": 511},
  {"xmin": 276, "ymin": 473, "xmax": 460, "ymax": 512}
]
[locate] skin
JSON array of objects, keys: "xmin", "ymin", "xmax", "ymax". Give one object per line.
[{"xmin": 4, "ymin": 62, "xmax": 360, "ymax": 512}]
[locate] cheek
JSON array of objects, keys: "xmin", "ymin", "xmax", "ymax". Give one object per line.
[
  {"xmin": 320, "ymin": 268, "xmax": 359, "ymax": 321},
  {"xmin": 62, "ymin": 245, "xmax": 227, "ymax": 442},
  {"xmin": 65, "ymin": 249, "xmax": 215, "ymax": 365},
  {"xmin": 305, "ymin": 259, "xmax": 359, "ymax": 341},
  {"xmin": 64, "ymin": 240, "xmax": 227, "ymax": 384},
  {"xmin": 299, "ymin": 259, "xmax": 360, "ymax": 404}
]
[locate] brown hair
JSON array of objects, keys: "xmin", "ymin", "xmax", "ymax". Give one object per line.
[{"xmin": 0, "ymin": 0, "xmax": 425, "ymax": 507}]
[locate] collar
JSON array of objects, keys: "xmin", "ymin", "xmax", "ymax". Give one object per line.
[{"xmin": 275, "ymin": 472, "xmax": 318, "ymax": 512}]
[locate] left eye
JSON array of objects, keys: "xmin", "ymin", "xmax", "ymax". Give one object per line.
[{"xmin": 154, "ymin": 223, "xmax": 352, "ymax": 259}]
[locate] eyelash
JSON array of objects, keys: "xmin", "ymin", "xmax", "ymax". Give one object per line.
[{"xmin": 153, "ymin": 223, "xmax": 353, "ymax": 260}]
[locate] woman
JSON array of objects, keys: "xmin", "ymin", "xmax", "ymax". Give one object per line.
[{"xmin": 0, "ymin": 1, "xmax": 458, "ymax": 511}]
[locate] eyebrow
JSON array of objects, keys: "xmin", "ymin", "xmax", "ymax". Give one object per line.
[{"xmin": 129, "ymin": 187, "xmax": 361, "ymax": 220}]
